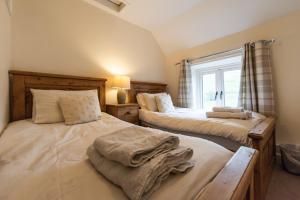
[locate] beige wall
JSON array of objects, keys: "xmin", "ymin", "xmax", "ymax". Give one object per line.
[
  {"xmin": 0, "ymin": 0, "xmax": 11, "ymax": 132},
  {"xmin": 9, "ymin": 0, "xmax": 300, "ymax": 144},
  {"xmin": 165, "ymin": 11, "xmax": 300, "ymax": 144},
  {"xmin": 12, "ymin": 0, "xmax": 166, "ymax": 104}
]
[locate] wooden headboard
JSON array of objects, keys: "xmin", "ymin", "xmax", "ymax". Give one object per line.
[
  {"xmin": 128, "ymin": 81, "xmax": 167, "ymax": 103},
  {"xmin": 9, "ymin": 70, "xmax": 107, "ymax": 122}
]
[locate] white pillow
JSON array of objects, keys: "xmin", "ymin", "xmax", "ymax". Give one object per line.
[
  {"xmin": 155, "ymin": 94, "xmax": 175, "ymax": 113},
  {"xmin": 143, "ymin": 93, "xmax": 166, "ymax": 112},
  {"xmin": 31, "ymin": 89, "xmax": 101, "ymax": 124},
  {"xmin": 136, "ymin": 93, "xmax": 147, "ymax": 109},
  {"xmin": 59, "ymin": 95, "xmax": 101, "ymax": 125}
]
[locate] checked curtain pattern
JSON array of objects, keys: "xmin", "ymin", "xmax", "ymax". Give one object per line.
[
  {"xmin": 177, "ymin": 59, "xmax": 193, "ymax": 108},
  {"xmin": 238, "ymin": 41, "xmax": 275, "ymax": 117}
]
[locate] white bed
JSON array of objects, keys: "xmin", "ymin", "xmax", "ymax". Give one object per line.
[
  {"xmin": 131, "ymin": 81, "xmax": 275, "ymax": 199},
  {"xmin": 139, "ymin": 108, "xmax": 266, "ymax": 146},
  {"xmin": 0, "ymin": 113, "xmax": 233, "ymax": 200},
  {"xmin": 4, "ymin": 71, "xmax": 261, "ymax": 200}
]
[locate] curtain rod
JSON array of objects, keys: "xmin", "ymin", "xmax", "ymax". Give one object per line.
[{"xmin": 175, "ymin": 39, "xmax": 275, "ymax": 65}]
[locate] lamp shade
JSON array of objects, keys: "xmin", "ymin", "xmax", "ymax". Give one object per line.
[{"xmin": 112, "ymin": 75, "xmax": 131, "ymax": 89}]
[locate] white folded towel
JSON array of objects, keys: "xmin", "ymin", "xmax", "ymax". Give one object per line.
[
  {"xmin": 206, "ymin": 111, "xmax": 252, "ymax": 120},
  {"xmin": 87, "ymin": 145, "xmax": 194, "ymax": 200},
  {"xmin": 93, "ymin": 126, "xmax": 179, "ymax": 167},
  {"xmin": 212, "ymin": 107, "xmax": 244, "ymax": 113}
]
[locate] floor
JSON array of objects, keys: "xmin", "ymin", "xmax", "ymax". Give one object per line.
[{"xmin": 266, "ymin": 160, "xmax": 300, "ymax": 200}]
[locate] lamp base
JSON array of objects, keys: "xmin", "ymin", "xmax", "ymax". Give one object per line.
[{"xmin": 117, "ymin": 89, "xmax": 126, "ymax": 104}]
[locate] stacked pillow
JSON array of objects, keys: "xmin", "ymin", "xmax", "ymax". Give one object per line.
[
  {"xmin": 31, "ymin": 89, "xmax": 101, "ymax": 125},
  {"xmin": 59, "ymin": 95, "xmax": 101, "ymax": 125},
  {"xmin": 137, "ymin": 92, "xmax": 175, "ymax": 113},
  {"xmin": 31, "ymin": 90, "xmax": 175, "ymax": 125}
]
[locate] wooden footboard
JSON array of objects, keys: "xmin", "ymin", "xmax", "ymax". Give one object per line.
[
  {"xmin": 129, "ymin": 81, "xmax": 276, "ymax": 199},
  {"xmin": 198, "ymin": 147, "xmax": 258, "ymax": 200},
  {"xmin": 248, "ymin": 117, "xmax": 276, "ymax": 200},
  {"xmin": 141, "ymin": 118, "xmax": 276, "ymax": 200}
]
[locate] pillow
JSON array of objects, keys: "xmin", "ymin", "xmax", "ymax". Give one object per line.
[
  {"xmin": 59, "ymin": 95, "xmax": 101, "ymax": 125},
  {"xmin": 155, "ymin": 94, "xmax": 175, "ymax": 113},
  {"xmin": 136, "ymin": 93, "xmax": 147, "ymax": 109},
  {"xmin": 31, "ymin": 89, "xmax": 101, "ymax": 124},
  {"xmin": 143, "ymin": 93, "xmax": 166, "ymax": 112}
]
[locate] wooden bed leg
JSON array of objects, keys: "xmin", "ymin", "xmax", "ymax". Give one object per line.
[
  {"xmin": 246, "ymin": 174, "xmax": 254, "ymax": 200},
  {"xmin": 273, "ymin": 129, "xmax": 277, "ymax": 163},
  {"xmin": 252, "ymin": 136, "xmax": 275, "ymax": 200},
  {"xmin": 249, "ymin": 117, "xmax": 276, "ymax": 200},
  {"xmin": 253, "ymin": 150, "xmax": 263, "ymax": 200}
]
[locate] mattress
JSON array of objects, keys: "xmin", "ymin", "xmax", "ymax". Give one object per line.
[
  {"xmin": 140, "ymin": 120, "xmax": 243, "ymax": 152},
  {"xmin": 139, "ymin": 108, "xmax": 266, "ymax": 145},
  {"xmin": 0, "ymin": 113, "xmax": 232, "ymax": 200}
]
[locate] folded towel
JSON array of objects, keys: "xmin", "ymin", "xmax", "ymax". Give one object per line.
[
  {"xmin": 206, "ymin": 111, "xmax": 252, "ymax": 120},
  {"xmin": 93, "ymin": 126, "xmax": 179, "ymax": 167},
  {"xmin": 212, "ymin": 107, "xmax": 244, "ymax": 113},
  {"xmin": 87, "ymin": 145, "xmax": 194, "ymax": 200}
]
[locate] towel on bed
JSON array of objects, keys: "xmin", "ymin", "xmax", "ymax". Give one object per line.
[
  {"xmin": 87, "ymin": 145, "xmax": 194, "ymax": 200},
  {"xmin": 212, "ymin": 107, "xmax": 244, "ymax": 113},
  {"xmin": 93, "ymin": 126, "xmax": 179, "ymax": 167},
  {"xmin": 206, "ymin": 111, "xmax": 252, "ymax": 120}
]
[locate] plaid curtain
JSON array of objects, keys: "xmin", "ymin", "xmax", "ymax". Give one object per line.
[
  {"xmin": 239, "ymin": 41, "xmax": 275, "ymax": 116},
  {"xmin": 177, "ymin": 60, "xmax": 192, "ymax": 108}
]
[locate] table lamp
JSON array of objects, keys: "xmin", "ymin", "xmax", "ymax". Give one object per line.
[{"xmin": 112, "ymin": 75, "xmax": 131, "ymax": 104}]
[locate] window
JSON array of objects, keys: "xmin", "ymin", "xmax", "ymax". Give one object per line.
[
  {"xmin": 94, "ymin": 0, "xmax": 126, "ymax": 12},
  {"xmin": 192, "ymin": 50, "xmax": 243, "ymax": 110}
]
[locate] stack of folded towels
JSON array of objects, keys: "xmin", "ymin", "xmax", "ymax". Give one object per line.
[
  {"xmin": 87, "ymin": 126, "xmax": 194, "ymax": 200},
  {"xmin": 206, "ymin": 107, "xmax": 252, "ymax": 120}
]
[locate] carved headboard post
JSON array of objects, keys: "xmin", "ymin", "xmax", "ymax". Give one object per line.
[
  {"xmin": 9, "ymin": 70, "xmax": 107, "ymax": 122},
  {"xmin": 128, "ymin": 81, "xmax": 168, "ymax": 103}
]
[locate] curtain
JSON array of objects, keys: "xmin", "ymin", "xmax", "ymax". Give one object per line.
[
  {"xmin": 177, "ymin": 59, "xmax": 192, "ymax": 108},
  {"xmin": 239, "ymin": 41, "xmax": 275, "ymax": 116}
]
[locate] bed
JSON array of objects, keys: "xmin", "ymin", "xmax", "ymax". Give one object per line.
[
  {"xmin": 139, "ymin": 107, "xmax": 266, "ymax": 150},
  {"xmin": 1, "ymin": 70, "xmax": 258, "ymax": 200},
  {"xmin": 129, "ymin": 81, "xmax": 276, "ymax": 200}
]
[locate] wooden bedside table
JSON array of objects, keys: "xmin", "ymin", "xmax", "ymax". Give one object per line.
[{"xmin": 106, "ymin": 103, "xmax": 139, "ymax": 125}]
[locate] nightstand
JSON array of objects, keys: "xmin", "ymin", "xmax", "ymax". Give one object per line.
[{"xmin": 106, "ymin": 103, "xmax": 139, "ymax": 125}]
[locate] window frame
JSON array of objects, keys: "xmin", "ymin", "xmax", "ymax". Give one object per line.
[{"xmin": 191, "ymin": 50, "xmax": 243, "ymax": 109}]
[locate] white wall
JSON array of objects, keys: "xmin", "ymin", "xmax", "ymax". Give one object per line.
[
  {"xmin": 0, "ymin": 0, "xmax": 11, "ymax": 133},
  {"xmin": 12, "ymin": 0, "xmax": 166, "ymax": 104},
  {"xmin": 165, "ymin": 11, "xmax": 300, "ymax": 144}
]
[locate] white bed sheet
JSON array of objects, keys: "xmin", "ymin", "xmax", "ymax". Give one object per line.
[
  {"xmin": 0, "ymin": 113, "xmax": 232, "ymax": 200},
  {"xmin": 139, "ymin": 108, "xmax": 266, "ymax": 145}
]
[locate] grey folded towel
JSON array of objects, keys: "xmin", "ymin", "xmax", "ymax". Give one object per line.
[
  {"xmin": 212, "ymin": 107, "xmax": 244, "ymax": 113},
  {"xmin": 206, "ymin": 111, "xmax": 252, "ymax": 120},
  {"xmin": 93, "ymin": 126, "xmax": 179, "ymax": 167},
  {"xmin": 87, "ymin": 145, "xmax": 194, "ymax": 200}
]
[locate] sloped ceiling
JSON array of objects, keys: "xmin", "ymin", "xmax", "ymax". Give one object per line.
[{"xmin": 86, "ymin": 0, "xmax": 300, "ymax": 55}]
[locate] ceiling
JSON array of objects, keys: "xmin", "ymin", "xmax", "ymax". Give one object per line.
[{"xmin": 86, "ymin": 0, "xmax": 300, "ymax": 55}]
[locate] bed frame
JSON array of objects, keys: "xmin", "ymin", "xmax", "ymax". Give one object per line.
[
  {"xmin": 9, "ymin": 70, "xmax": 107, "ymax": 122},
  {"xmin": 9, "ymin": 71, "xmax": 258, "ymax": 200},
  {"xmin": 129, "ymin": 81, "xmax": 276, "ymax": 200}
]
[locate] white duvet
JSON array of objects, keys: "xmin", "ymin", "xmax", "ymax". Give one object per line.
[
  {"xmin": 0, "ymin": 113, "xmax": 232, "ymax": 200},
  {"xmin": 139, "ymin": 108, "xmax": 266, "ymax": 145}
]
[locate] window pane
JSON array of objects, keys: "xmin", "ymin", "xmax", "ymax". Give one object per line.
[
  {"xmin": 202, "ymin": 73, "xmax": 216, "ymax": 110},
  {"xmin": 191, "ymin": 51, "xmax": 243, "ymax": 110},
  {"xmin": 224, "ymin": 70, "xmax": 241, "ymax": 107}
]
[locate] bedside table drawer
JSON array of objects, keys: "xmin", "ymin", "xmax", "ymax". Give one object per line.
[
  {"xmin": 118, "ymin": 107, "xmax": 138, "ymax": 123},
  {"xmin": 106, "ymin": 103, "xmax": 139, "ymax": 125},
  {"xmin": 118, "ymin": 106, "xmax": 138, "ymax": 116}
]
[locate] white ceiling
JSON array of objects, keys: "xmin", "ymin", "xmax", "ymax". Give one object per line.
[
  {"xmin": 86, "ymin": 0, "xmax": 206, "ymax": 30},
  {"xmin": 86, "ymin": 0, "xmax": 300, "ymax": 55}
]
